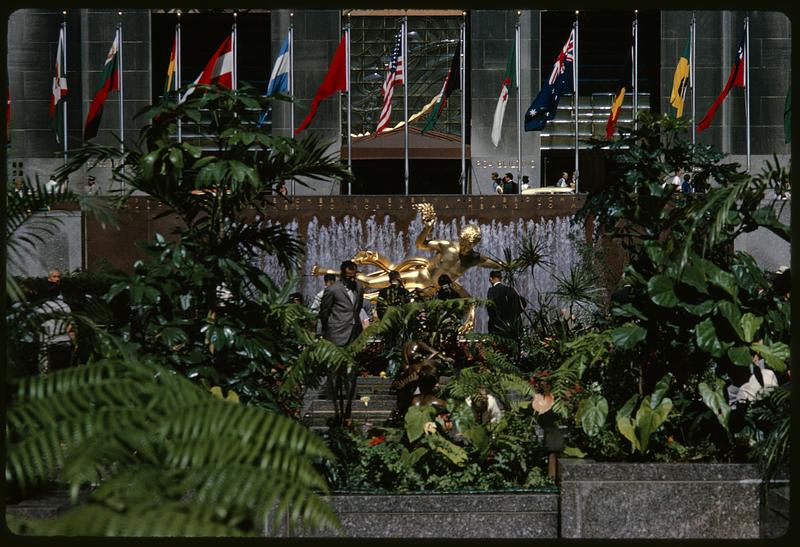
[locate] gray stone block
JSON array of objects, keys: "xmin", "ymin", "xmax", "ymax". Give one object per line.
[
  {"xmin": 299, "ymin": 493, "xmax": 559, "ymax": 538},
  {"xmin": 558, "ymin": 459, "xmax": 762, "ymax": 538}
]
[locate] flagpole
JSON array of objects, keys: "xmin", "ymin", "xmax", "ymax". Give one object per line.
[
  {"xmin": 403, "ymin": 15, "xmax": 409, "ymax": 196},
  {"xmin": 573, "ymin": 12, "xmax": 579, "ymax": 193},
  {"xmin": 460, "ymin": 16, "xmax": 466, "ymax": 195},
  {"xmin": 289, "ymin": 12, "xmax": 295, "ymax": 137},
  {"xmin": 233, "ymin": 13, "xmax": 238, "ymax": 91},
  {"xmin": 117, "ymin": 16, "xmax": 124, "ymax": 155},
  {"xmin": 745, "ymin": 16, "xmax": 750, "ymax": 172},
  {"xmin": 516, "ymin": 11, "xmax": 522, "ymax": 187},
  {"xmin": 61, "ymin": 15, "xmax": 68, "ymax": 165},
  {"xmin": 346, "ymin": 15, "xmax": 353, "ymax": 188},
  {"xmin": 690, "ymin": 12, "xmax": 696, "ymax": 145},
  {"xmin": 633, "ymin": 12, "xmax": 638, "ymax": 131},
  {"xmin": 177, "ymin": 12, "xmax": 182, "ymax": 143}
]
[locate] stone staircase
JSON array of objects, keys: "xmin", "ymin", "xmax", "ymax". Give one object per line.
[{"xmin": 301, "ymin": 376, "xmax": 397, "ymax": 432}]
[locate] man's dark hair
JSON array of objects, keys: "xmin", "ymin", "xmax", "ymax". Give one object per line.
[
  {"xmin": 388, "ymin": 270, "xmax": 401, "ymax": 282},
  {"xmin": 489, "ymin": 270, "xmax": 503, "ymax": 280},
  {"xmin": 340, "ymin": 260, "xmax": 357, "ymax": 272},
  {"xmin": 438, "ymin": 274, "xmax": 452, "ymax": 286},
  {"xmin": 505, "ymin": 172, "xmax": 513, "ymax": 180},
  {"xmin": 323, "ymin": 273, "xmax": 336, "ymax": 283},
  {"xmin": 522, "ymin": 175, "xmax": 529, "ymax": 182}
]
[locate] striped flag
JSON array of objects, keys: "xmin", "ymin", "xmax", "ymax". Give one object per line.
[
  {"xmin": 83, "ymin": 29, "xmax": 119, "ymax": 140},
  {"xmin": 376, "ymin": 29, "xmax": 404, "ymax": 134},
  {"xmin": 491, "ymin": 42, "xmax": 515, "ymax": 147},
  {"xmin": 266, "ymin": 34, "xmax": 291, "ymax": 96},
  {"xmin": 163, "ymin": 31, "xmax": 177, "ymax": 100},
  {"xmin": 180, "ymin": 34, "xmax": 233, "ymax": 103},
  {"xmin": 50, "ymin": 26, "xmax": 68, "ymax": 143}
]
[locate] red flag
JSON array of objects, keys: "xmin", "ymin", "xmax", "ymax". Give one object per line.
[
  {"xmin": 84, "ymin": 30, "xmax": 120, "ymax": 140},
  {"xmin": 295, "ymin": 36, "xmax": 347, "ymax": 134},
  {"xmin": 180, "ymin": 34, "xmax": 233, "ymax": 103},
  {"xmin": 698, "ymin": 33, "xmax": 745, "ymax": 132}
]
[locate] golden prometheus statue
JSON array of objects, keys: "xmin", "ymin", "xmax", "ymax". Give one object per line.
[{"xmin": 311, "ymin": 202, "xmax": 502, "ymax": 331}]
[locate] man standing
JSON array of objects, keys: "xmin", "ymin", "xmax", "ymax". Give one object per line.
[
  {"xmin": 486, "ymin": 270, "xmax": 525, "ymax": 335},
  {"xmin": 502, "ymin": 173, "xmax": 518, "ymax": 194},
  {"xmin": 319, "ymin": 260, "xmax": 364, "ymax": 347},
  {"xmin": 490, "ymin": 172, "xmax": 503, "ymax": 194},
  {"xmin": 376, "ymin": 270, "xmax": 411, "ymax": 319},
  {"xmin": 310, "ymin": 274, "xmax": 336, "ymax": 315},
  {"xmin": 318, "ymin": 260, "xmax": 365, "ymax": 426},
  {"xmin": 37, "ymin": 268, "xmax": 76, "ymax": 373},
  {"xmin": 556, "ymin": 172, "xmax": 569, "ymax": 188}
]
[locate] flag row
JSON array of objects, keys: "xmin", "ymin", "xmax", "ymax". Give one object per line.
[{"xmin": 42, "ymin": 16, "xmax": 774, "ymax": 148}]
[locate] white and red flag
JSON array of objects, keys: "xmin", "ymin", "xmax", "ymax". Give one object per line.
[{"xmin": 180, "ymin": 34, "xmax": 233, "ymax": 103}]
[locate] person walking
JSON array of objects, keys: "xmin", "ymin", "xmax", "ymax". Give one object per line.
[
  {"xmin": 318, "ymin": 260, "xmax": 365, "ymax": 426},
  {"xmin": 486, "ymin": 270, "xmax": 526, "ymax": 335}
]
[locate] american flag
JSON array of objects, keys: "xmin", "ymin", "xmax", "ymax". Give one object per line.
[
  {"xmin": 376, "ymin": 28, "xmax": 405, "ymax": 134},
  {"xmin": 548, "ymin": 29, "xmax": 575, "ymax": 86}
]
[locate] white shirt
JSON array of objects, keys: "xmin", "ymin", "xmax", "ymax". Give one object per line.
[
  {"xmin": 37, "ymin": 296, "xmax": 72, "ymax": 346},
  {"xmin": 466, "ymin": 394, "xmax": 503, "ymax": 424}
]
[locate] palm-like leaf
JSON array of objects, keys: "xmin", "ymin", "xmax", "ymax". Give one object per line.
[
  {"xmin": 6, "ymin": 177, "xmax": 115, "ymax": 301},
  {"xmin": 7, "ymin": 359, "xmax": 340, "ymax": 536}
]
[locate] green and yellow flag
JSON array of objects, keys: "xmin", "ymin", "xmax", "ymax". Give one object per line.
[{"xmin": 670, "ymin": 37, "xmax": 691, "ymax": 118}]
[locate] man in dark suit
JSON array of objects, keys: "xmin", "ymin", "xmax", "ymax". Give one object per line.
[
  {"xmin": 486, "ymin": 270, "xmax": 525, "ymax": 334},
  {"xmin": 376, "ymin": 270, "xmax": 411, "ymax": 319},
  {"xmin": 319, "ymin": 260, "xmax": 365, "ymax": 346}
]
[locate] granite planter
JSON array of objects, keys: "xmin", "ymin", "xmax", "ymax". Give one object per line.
[
  {"xmin": 558, "ymin": 458, "xmax": 763, "ymax": 539},
  {"xmin": 300, "ymin": 491, "xmax": 559, "ymax": 538}
]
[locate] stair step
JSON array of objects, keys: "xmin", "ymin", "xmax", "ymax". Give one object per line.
[{"xmin": 311, "ymin": 399, "xmax": 397, "ymax": 412}]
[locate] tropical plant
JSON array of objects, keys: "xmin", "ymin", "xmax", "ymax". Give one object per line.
[
  {"xmin": 6, "ymin": 358, "xmax": 339, "ymax": 536},
  {"xmin": 51, "ymin": 84, "xmax": 353, "ymax": 408},
  {"xmin": 549, "ymin": 113, "xmax": 790, "ymax": 463}
]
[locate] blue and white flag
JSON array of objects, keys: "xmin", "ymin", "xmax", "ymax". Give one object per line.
[
  {"xmin": 525, "ymin": 28, "xmax": 574, "ymax": 131},
  {"xmin": 266, "ymin": 34, "xmax": 291, "ymax": 96}
]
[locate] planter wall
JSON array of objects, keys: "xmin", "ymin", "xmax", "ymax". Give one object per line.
[
  {"xmin": 558, "ymin": 458, "xmax": 762, "ymax": 538},
  {"xmin": 300, "ymin": 492, "xmax": 559, "ymax": 538}
]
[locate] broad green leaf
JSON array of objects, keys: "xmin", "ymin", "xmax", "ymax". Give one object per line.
[
  {"xmin": 405, "ymin": 405, "xmax": 436, "ymax": 443},
  {"xmin": 727, "ymin": 346, "xmax": 753, "ymax": 367},
  {"xmin": 716, "ymin": 300, "xmax": 745, "ymax": 340},
  {"xmin": 645, "ymin": 245, "xmax": 666, "ymax": 266},
  {"xmin": 459, "ymin": 423, "xmax": 489, "ymax": 460},
  {"xmin": 635, "ymin": 396, "xmax": 672, "ymax": 453},
  {"xmin": 616, "ymin": 415, "xmax": 640, "ymax": 452},
  {"xmin": 702, "ymin": 260, "xmax": 738, "ymax": 299},
  {"xmin": 578, "ymin": 394, "xmax": 608, "ymax": 437},
  {"xmin": 168, "ymin": 147, "xmax": 184, "ymax": 169},
  {"xmin": 750, "ymin": 342, "xmax": 789, "ymax": 372},
  {"xmin": 611, "ymin": 303, "xmax": 648, "ymax": 321},
  {"xmin": 696, "ymin": 318, "xmax": 725, "ymax": 358},
  {"xmin": 679, "ymin": 299, "xmax": 716, "ymax": 316},
  {"xmin": 399, "ymin": 447, "xmax": 428, "ymax": 467},
  {"xmin": 678, "ymin": 262, "xmax": 709, "ymax": 294},
  {"xmin": 698, "ymin": 379, "xmax": 730, "ymax": 432},
  {"xmin": 740, "ymin": 313, "xmax": 763, "ymax": 343},
  {"xmin": 618, "ymin": 393, "xmax": 639, "ymax": 418},
  {"xmin": 650, "ymin": 373, "xmax": 673, "ymax": 408},
  {"xmin": 181, "ymin": 142, "xmax": 202, "ymax": 158},
  {"xmin": 562, "ymin": 446, "xmax": 587, "ymax": 458},
  {"xmin": 426, "ymin": 434, "xmax": 468, "ymax": 466},
  {"xmin": 647, "ymin": 275, "xmax": 679, "ymax": 307},
  {"xmin": 610, "ymin": 324, "xmax": 647, "ymax": 350}
]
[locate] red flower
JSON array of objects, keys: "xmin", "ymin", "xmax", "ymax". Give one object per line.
[{"xmin": 368, "ymin": 435, "xmax": 385, "ymax": 446}]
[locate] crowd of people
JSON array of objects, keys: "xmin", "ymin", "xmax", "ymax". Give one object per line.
[{"xmin": 490, "ymin": 171, "xmax": 576, "ymax": 194}]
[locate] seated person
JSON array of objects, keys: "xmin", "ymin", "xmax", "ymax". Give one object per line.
[{"xmin": 466, "ymin": 388, "xmax": 503, "ymax": 425}]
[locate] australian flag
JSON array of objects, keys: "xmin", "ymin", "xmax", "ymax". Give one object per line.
[{"xmin": 525, "ymin": 28, "xmax": 575, "ymax": 131}]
